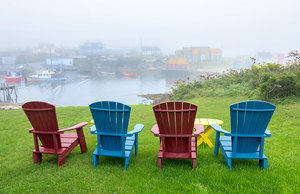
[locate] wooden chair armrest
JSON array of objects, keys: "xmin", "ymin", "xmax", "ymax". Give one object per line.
[
  {"xmin": 159, "ymin": 134, "xmax": 195, "ymax": 137},
  {"xmin": 90, "ymin": 125, "xmax": 97, "ymax": 134},
  {"xmin": 210, "ymin": 124, "xmax": 230, "ymax": 135},
  {"xmin": 90, "ymin": 128, "xmax": 128, "ymax": 137},
  {"xmin": 59, "ymin": 122, "xmax": 88, "ymax": 132},
  {"xmin": 127, "ymin": 124, "xmax": 144, "ymax": 135},
  {"xmin": 90, "ymin": 125, "xmax": 127, "ymax": 136},
  {"xmin": 264, "ymin": 129, "xmax": 271, "ymax": 137},
  {"xmin": 150, "ymin": 124, "xmax": 160, "ymax": 137},
  {"xmin": 151, "ymin": 124, "xmax": 198, "ymax": 137},
  {"xmin": 193, "ymin": 124, "xmax": 204, "ymax": 137},
  {"xmin": 29, "ymin": 128, "xmax": 63, "ymax": 134}
]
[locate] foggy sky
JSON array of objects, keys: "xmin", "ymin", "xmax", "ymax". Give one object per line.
[{"xmin": 0, "ymin": 0, "xmax": 299, "ymax": 56}]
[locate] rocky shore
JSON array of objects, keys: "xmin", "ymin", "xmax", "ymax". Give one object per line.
[
  {"xmin": 138, "ymin": 93, "xmax": 170, "ymax": 104},
  {"xmin": 0, "ymin": 103, "xmax": 22, "ymax": 110}
]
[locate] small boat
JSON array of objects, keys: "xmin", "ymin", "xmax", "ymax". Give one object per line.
[
  {"xmin": 122, "ymin": 72, "xmax": 136, "ymax": 78},
  {"xmin": 27, "ymin": 70, "xmax": 67, "ymax": 82},
  {"xmin": 77, "ymin": 75, "xmax": 89, "ymax": 79},
  {"xmin": 4, "ymin": 72, "xmax": 23, "ymax": 83},
  {"xmin": 100, "ymin": 72, "xmax": 116, "ymax": 76}
]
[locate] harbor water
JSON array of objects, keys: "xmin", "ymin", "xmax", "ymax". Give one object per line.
[{"xmin": 1, "ymin": 70, "xmax": 201, "ymax": 106}]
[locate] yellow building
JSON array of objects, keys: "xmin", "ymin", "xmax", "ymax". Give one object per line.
[
  {"xmin": 165, "ymin": 58, "xmax": 189, "ymax": 70},
  {"xmin": 32, "ymin": 46, "xmax": 56, "ymax": 54},
  {"xmin": 176, "ymin": 47, "xmax": 222, "ymax": 63}
]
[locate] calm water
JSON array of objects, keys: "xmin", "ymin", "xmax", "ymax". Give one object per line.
[{"xmin": 2, "ymin": 70, "xmax": 200, "ymax": 106}]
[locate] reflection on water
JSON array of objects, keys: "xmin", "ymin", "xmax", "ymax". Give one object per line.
[{"xmin": 5, "ymin": 70, "xmax": 199, "ymax": 106}]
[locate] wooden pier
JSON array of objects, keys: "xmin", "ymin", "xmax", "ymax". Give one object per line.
[{"xmin": 0, "ymin": 83, "xmax": 17, "ymax": 103}]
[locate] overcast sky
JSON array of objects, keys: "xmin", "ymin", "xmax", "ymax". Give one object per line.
[{"xmin": 0, "ymin": 0, "xmax": 299, "ymax": 56}]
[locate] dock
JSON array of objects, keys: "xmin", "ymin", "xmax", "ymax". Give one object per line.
[{"xmin": 0, "ymin": 83, "xmax": 18, "ymax": 103}]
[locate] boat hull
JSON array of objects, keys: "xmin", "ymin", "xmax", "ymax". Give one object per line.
[
  {"xmin": 122, "ymin": 73, "xmax": 136, "ymax": 78},
  {"xmin": 27, "ymin": 77, "xmax": 67, "ymax": 82},
  {"xmin": 4, "ymin": 76, "xmax": 23, "ymax": 83}
]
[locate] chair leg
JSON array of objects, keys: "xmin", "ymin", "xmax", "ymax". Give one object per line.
[
  {"xmin": 58, "ymin": 156, "xmax": 66, "ymax": 167},
  {"xmin": 259, "ymin": 159, "xmax": 267, "ymax": 170},
  {"xmin": 93, "ymin": 154, "xmax": 99, "ymax": 168},
  {"xmin": 76, "ymin": 128, "xmax": 87, "ymax": 153},
  {"xmin": 193, "ymin": 159, "xmax": 196, "ymax": 171},
  {"xmin": 33, "ymin": 153, "xmax": 42, "ymax": 164},
  {"xmin": 135, "ymin": 134, "xmax": 138, "ymax": 155},
  {"xmin": 158, "ymin": 158, "xmax": 162, "ymax": 169},
  {"xmin": 214, "ymin": 132, "xmax": 220, "ymax": 156},
  {"xmin": 124, "ymin": 158, "xmax": 130, "ymax": 170},
  {"xmin": 226, "ymin": 159, "xmax": 232, "ymax": 170}
]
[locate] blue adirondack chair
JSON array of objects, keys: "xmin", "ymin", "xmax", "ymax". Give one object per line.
[
  {"xmin": 89, "ymin": 101, "xmax": 144, "ymax": 170},
  {"xmin": 211, "ymin": 100, "xmax": 276, "ymax": 170}
]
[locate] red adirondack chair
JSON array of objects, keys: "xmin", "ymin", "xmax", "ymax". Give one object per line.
[
  {"xmin": 151, "ymin": 101, "xmax": 204, "ymax": 170},
  {"xmin": 22, "ymin": 101, "xmax": 88, "ymax": 167}
]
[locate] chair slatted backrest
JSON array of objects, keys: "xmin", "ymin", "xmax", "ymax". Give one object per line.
[
  {"xmin": 22, "ymin": 101, "xmax": 61, "ymax": 148},
  {"xmin": 89, "ymin": 101, "xmax": 131, "ymax": 151},
  {"xmin": 153, "ymin": 101, "xmax": 197, "ymax": 153},
  {"xmin": 230, "ymin": 100, "xmax": 276, "ymax": 153}
]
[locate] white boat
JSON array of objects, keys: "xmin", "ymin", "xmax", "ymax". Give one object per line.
[
  {"xmin": 100, "ymin": 71, "xmax": 116, "ymax": 76},
  {"xmin": 27, "ymin": 70, "xmax": 67, "ymax": 82}
]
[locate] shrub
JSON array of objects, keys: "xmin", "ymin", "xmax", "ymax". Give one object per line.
[
  {"xmin": 170, "ymin": 62, "xmax": 300, "ymax": 101},
  {"xmin": 260, "ymin": 74, "xmax": 300, "ymax": 99}
]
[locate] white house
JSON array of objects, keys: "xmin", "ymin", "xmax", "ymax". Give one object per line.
[
  {"xmin": 141, "ymin": 47, "xmax": 161, "ymax": 56},
  {"xmin": 46, "ymin": 58, "xmax": 73, "ymax": 66}
]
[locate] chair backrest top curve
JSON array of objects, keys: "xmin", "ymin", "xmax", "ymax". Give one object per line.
[
  {"xmin": 153, "ymin": 101, "xmax": 197, "ymax": 135},
  {"xmin": 230, "ymin": 100, "xmax": 276, "ymax": 135},
  {"xmin": 89, "ymin": 101, "xmax": 131, "ymax": 134},
  {"xmin": 22, "ymin": 101, "xmax": 59, "ymax": 132}
]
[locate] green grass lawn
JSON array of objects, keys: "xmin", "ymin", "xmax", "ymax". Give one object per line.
[{"xmin": 1, "ymin": 97, "xmax": 299, "ymax": 193}]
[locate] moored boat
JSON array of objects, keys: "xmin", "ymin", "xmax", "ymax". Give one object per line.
[
  {"xmin": 100, "ymin": 71, "xmax": 116, "ymax": 76},
  {"xmin": 4, "ymin": 72, "xmax": 23, "ymax": 83},
  {"xmin": 122, "ymin": 72, "xmax": 136, "ymax": 78},
  {"xmin": 27, "ymin": 70, "xmax": 67, "ymax": 82}
]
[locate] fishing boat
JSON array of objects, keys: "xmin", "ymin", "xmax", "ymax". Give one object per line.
[
  {"xmin": 27, "ymin": 70, "xmax": 67, "ymax": 82},
  {"xmin": 4, "ymin": 72, "xmax": 23, "ymax": 83},
  {"xmin": 122, "ymin": 72, "xmax": 136, "ymax": 78}
]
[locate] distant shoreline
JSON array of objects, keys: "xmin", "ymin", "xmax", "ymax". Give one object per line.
[
  {"xmin": 0, "ymin": 103, "xmax": 22, "ymax": 110},
  {"xmin": 138, "ymin": 93, "xmax": 170, "ymax": 104}
]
